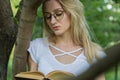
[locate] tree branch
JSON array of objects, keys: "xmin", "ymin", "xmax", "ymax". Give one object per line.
[{"xmin": 73, "ymin": 43, "xmax": 120, "ymax": 80}]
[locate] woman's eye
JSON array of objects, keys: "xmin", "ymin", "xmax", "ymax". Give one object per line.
[
  {"xmin": 56, "ymin": 12, "xmax": 63, "ymax": 16},
  {"xmin": 46, "ymin": 16, "xmax": 51, "ymax": 19},
  {"xmin": 44, "ymin": 14, "xmax": 51, "ymax": 20}
]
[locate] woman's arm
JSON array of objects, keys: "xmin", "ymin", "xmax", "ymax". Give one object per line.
[
  {"xmin": 95, "ymin": 73, "xmax": 106, "ymax": 80},
  {"xmin": 28, "ymin": 54, "xmax": 38, "ymax": 71}
]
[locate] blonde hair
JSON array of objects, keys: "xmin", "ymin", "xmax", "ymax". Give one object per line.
[{"xmin": 42, "ymin": 0, "xmax": 103, "ymax": 63}]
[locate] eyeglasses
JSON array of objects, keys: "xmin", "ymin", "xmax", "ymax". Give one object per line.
[{"xmin": 44, "ymin": 9, "xmax": 64, "ymax": 22}]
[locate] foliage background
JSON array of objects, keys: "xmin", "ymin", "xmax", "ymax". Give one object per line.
[{"xmin": 8, "ymin": 0, "xmax": 120, "ymax": 80}]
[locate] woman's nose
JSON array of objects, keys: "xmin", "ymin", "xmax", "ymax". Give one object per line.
[{"xmin": 50, "ymin": 16, "xmax": 57, "ymax": 24}]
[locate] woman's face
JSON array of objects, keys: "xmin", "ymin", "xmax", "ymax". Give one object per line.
[{"xmin": 43, "ymin": 0, "xmax": 71, "ymax": 36}]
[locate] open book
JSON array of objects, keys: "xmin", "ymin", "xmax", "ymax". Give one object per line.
[{"xmin": 15, "ymin": 70, "xmax": 75, "ymax": 80}]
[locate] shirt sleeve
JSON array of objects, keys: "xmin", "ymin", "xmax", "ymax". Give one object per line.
[
  {"xmin": 92, "ymin": 50, "xmax": 107, "ymax": 64},
  {"xmin": 97, "ymin": 51, "xmax": 106, "ymax": 59}
]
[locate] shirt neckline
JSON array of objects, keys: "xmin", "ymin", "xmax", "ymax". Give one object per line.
[{"xmin": 44, "ymin": 37, "xmax": 84, "ymax": 66}]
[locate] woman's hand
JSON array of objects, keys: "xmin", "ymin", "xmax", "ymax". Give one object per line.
[{"xmin": 95, "ymin": 73, "xmax": 106, "ymax": 80}]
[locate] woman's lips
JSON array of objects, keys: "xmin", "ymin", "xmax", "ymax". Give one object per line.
[{"xmin": 52, "ymin": 26, "xmax": 59, "ymax": 30}]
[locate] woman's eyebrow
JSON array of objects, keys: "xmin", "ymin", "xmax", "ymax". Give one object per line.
[{"xmin": 43, "ymin": 8, "xmax": 63, "ymax": 13}]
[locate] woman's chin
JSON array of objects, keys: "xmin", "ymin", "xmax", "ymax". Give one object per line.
[{"xmin": 54, "ymin": 32, "xmax": 63, "ymax": 36}]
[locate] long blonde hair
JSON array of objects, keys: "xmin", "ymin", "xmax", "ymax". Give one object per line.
[{"xmin": 42, "ymin": 0, "xmax": 103, "ymax": 63}]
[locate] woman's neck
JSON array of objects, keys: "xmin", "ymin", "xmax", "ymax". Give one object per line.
[
  {"xmin": 49, "ymin": 34, "xmax": 81, "ymax": 51},
  {"xmin": 56, "ymin": 36, "xmax": 73, "ymax": 46},
  {"xmin": 50, "ymin": 32, "xmax": 73, "ymax": 45}
]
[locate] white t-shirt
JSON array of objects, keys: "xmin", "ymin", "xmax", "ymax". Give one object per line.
[{"xmin": 28, "ymin": 38, "xmax": 106, "ymax": 76}]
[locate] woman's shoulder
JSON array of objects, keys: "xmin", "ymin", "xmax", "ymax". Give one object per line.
[
  {"xmin": 31, "ymin": 38, "xmax": 44, "ymax": 42},
  {"xmin": 30, "ymin": 37, "xmax": 48, "ymax": 44}
]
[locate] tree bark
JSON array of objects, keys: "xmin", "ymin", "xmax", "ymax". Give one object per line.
[
  {"xmin": 0, "ymin": 0, "xmax": 17, "ymax": 80},
  {"xmin": 12, "ymin": 0, "xmax": 45, "ymax": 80}
]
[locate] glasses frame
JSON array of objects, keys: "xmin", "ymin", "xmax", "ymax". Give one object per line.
[{"xmin": 44, "ymin": 9, "xmax": 65, "ymax": 23}]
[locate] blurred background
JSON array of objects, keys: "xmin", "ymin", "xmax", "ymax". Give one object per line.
[{"xmin": 8, "ymin": 0, "xmax": 120, "ymax": 80}]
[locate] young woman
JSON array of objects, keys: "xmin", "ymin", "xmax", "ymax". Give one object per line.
[{"xmin": 28, "ymin": 0, "xmax": 106, "ymax": 80}]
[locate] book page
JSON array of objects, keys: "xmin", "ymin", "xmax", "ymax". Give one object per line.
[
  {"xmin": 46, "ymin": 70, "xmax": 75, "ymax": 80},
  {"xmin": 15, "ymin": 71, "xmax": 44, "ymax": 80}
]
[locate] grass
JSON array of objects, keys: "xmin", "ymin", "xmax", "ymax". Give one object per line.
[{"xmin": 7, "ymin": 52, "xmax": 13, "ymax": 80}]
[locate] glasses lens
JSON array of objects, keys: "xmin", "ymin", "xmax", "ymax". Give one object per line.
[
  {"xmin": 44, "ymin": 13, "xmax": 51, "ymax": 22},
  {"xmin": 44, "ymin": 10, "xmax": 64, "ymax": 22},
  {"xmin": 55, "ymin": 10, "xmax": 64, "ymax": 21}
]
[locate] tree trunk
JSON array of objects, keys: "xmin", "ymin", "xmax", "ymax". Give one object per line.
[
  {"xmin": 0, "ymin": 0, "xmax": 17, "ymax": 80},
  {"xmin": 12, "ymin": 0, "xmax": 45, "ymax": 80}
]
